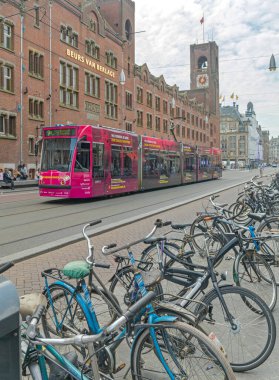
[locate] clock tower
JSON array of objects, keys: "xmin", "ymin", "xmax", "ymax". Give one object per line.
[{"xmin": 189, "ymin": 41, "xmax": 219, "ymax": 116}]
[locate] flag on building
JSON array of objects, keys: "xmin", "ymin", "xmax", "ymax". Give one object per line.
[
  {"xmin": 236, "ymin": 95, "xmax": 239, "ymax": 100},
  {"xmin": 230, "ymin": 93, "xmax": 234, "ymax": 99},
  {"xmin": 200, "ymin": 16, "xmax": 204, "ymax": 24}
]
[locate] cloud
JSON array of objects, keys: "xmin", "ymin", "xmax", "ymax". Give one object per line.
[{"xmin": 134, "ymin": 0, "xmax": 279, "ymax": 137}]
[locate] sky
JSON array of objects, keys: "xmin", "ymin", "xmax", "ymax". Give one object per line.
[{"xmin": 133, "ymin": 0, "xmax": 279, "ymax": 138}]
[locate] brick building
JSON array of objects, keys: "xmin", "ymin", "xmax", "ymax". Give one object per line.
[{"xmin": 0, "ymin": 0, "xmax": 220, "ymax": 178}]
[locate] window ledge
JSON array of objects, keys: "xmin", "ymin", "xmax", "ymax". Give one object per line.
[
  {"xmin": 28, "ymin": 116, "xmax": 44, "ymax": 121},
  {"xmin": 0, "ymin": 46, "xmax": 15, "ymax": 54},
  {"xmin": 0, "ymin": 135, "xmax": 17, "ymax": 140},
  {"xmin": 28, "ymin": 73, "xmax": 44, "ymax": 81},
  {"xmin": 59, "ymin": 104, "xmax": 79, "ymax": 111},
  {"xmin": 0, "ymin": 88, "xmax": 15, "ymax": 95}
]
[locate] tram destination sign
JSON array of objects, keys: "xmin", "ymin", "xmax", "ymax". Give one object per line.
[{"xmin": 45, "ymin": 128, "xmax": 76, "ymax": 137}]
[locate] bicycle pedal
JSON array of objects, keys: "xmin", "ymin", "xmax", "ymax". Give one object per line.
[{"xmin": 115, "ymin": 363, "xmax": 126, "ymax": 373}]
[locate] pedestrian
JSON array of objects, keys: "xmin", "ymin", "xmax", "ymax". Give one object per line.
[
  {"xmin": 20, "ymin": 163, "xmax": 28, "ymax": 180},
  {"xmin": 3, "ymin": 168, "xmax": 15, "ymax": 190},
  {"xmin": 0, "ymin": 168, "xmax": 3, "ymax": 181},
  {"xmin": 35, "ymin": 167, "xmax": 40, "ymax": 181}
]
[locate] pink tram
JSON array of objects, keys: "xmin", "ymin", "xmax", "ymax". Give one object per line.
[{"xmin": 39, "ymin": 124, "xmax": 222, "ymax": 198}]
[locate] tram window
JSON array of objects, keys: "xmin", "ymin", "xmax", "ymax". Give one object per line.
[
  {"xmin": 111, "ymin": 145, "xmax": 121, "ymax": 177},
  {"xmin": 123, "ymin": 146, "xmax": 133, "ymax": 177},
  {"xmin": 93, "ymin": 142, "xmax": 104, "ymax": 178},
  {"xmin": 144, "ymin": 149, "xmax": 160, "ymax": 176},
  {"xmin": 168, "ymin": 152, "xmax": 180, "ymax": 175},
  {"xmin": 74, "ymin": 141, "xmax": 90, "ymax": 172}
]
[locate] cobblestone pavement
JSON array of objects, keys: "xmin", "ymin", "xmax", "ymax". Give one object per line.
[{"xmin": 4, "ymin": 185, "xmax": 279, "ymax": 379}]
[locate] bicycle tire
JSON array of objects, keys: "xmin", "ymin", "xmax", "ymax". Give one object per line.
[
  {"xmin": 195, "ymin": 286, "xmax": 276, "ymax": 372},
  {"xmin": 131, "ymin": 320, "xmax": 236, "ymax": 380},
  {"xmin": 257, "ymin": 216, "xmax": 279, "ymax": 285},
  {"xmin": 234, "ymin": 250, "xmax": 277, "ymax": 311},
  {"xmin": 109, "ymin": 266, "xmax": 164, "ymax": 312}
]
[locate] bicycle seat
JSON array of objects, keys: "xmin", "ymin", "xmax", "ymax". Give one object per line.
[
  {"xmin": 247, "ymin": 213, "xmax": 266, "ymax": 222},
  {"xmin": 171, "ymin": 223, "xmax": 192, "ymax": 230},
  {"xmin": 62, "ymin": 260, "xmax": 90, "ymax": 279},
  {"xmin": 144, "ymin": 236, "xmax": 167, "ymax": 244}
]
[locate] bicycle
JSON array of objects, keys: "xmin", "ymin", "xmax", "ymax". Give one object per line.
[
  {"xmin": 39, "ymin": 221, "xmax": 235, "ymax": 379},
  {"xmin": 109, "ymin": 226, "xmax": 277, "ymax": 372}
]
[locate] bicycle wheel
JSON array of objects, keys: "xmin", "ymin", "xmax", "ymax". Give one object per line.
[
  {"xmin": 229, "ymin": 201, "xmax": 253, "ymax": 225},
  {"xmin": 257, "ymin": 216, "xmax": 279, "ymax": 285},
  {"xmin": 234, "ymin": 250, "xmax": 277, "ymax": 311},
  {"xmin": 109, "ymin": 266, "xmax": 164, "ymax": 313},
  {"xmin": 195, "ymin": 286, "xmax": 276, "ymax": 372},
  {"xmin": 131, "ymin": 321, "xmax": 236, "ymax": 380},
  {"xmin": 140, "ymin": 242, "xmax": 192, "ymax": 300}
]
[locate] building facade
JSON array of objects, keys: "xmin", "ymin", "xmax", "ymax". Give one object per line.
[
  {"xmin": 0, "ymin": 0, "xmax": 220, "ymax": 178},
  {"xmin": 270, "ymin": 136, "xmax": 279, "ymax": 164},
  {"xmin": 262, "ymin": 130, "xmax": 270, "ymax": 165},
  {"xmin": 220, "ymin": 102, "xmax": 263, "ymax": 168}
]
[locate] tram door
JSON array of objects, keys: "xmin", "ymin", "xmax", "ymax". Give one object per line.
[{"xmin": 92, "ymin": 142, "xmax": 106, "ymax": 197}]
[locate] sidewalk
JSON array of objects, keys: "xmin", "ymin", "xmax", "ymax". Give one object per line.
[{"xmin": 3, "ymin": 184, "xmax": 279, "ymax": 379}]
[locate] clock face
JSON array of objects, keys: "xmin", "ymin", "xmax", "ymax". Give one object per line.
[{"xmin": 197, "ymin": 74, "xmax": 209, "ymax": 88}]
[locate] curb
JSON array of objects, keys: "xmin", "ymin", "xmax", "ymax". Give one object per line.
[{"xmin": 1, "ymin": 178, "xmax": 249, "ymax": 264}]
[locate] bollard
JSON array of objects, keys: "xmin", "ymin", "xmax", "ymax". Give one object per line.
[{"xmin": 0, "ymin": 276, "xmax": 21, "ymax": 380}]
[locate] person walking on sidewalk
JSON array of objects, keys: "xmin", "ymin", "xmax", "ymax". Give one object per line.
[{"xmin": 3, "ymin": 168, "xmax": 15, "ymax": 189}]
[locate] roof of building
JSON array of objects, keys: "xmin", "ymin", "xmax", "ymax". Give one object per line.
[{"xmin": 220, "ymin": 106, "xmax": 242, "ymax": 122}]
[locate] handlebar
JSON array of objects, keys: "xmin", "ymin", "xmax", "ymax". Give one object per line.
[
  {"xmin": 26, "ymin": 305, "xmax": 45, "ymax": 339},
  {"xmin": 102, "ymin": 219, "xmax": 172, "ymax": 256}
]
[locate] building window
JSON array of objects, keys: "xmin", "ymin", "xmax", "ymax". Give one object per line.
[
  {"xmin": 137, "ymin": 87, "xmax": 143, "ymax": 103},
  {"xmin": 29, "ymin": 98, "xmax": 44, "ymax": 120},
  {"xmin": 59, "ymin": 61, "xmax": 79, "ymax": 109},
  {"xmin": 85, "ymin": 40, "xmax": 100, "ymax": 60},
  {"xmin": 34, "ymin": 6, "xmax": 40, "ymax": 27},
  {"xmin": 147, "ymin": 113, "xmax": 152, "ymax": 129},
  {"xmin": 85, "ymin": 72, "xmax": 100, "ymax": 98},
  {"xmin": 196, "ymin": 116, "xmax": 199, "ymax": 127},
  {"xmin": 187, "ymin": 128, "xmax": 190, "ymax": 138},
  {"xmin": 182, "ymin": 110, "xmax": 186, "ymax": 120},
  {"xmin": 0, "ymin": 21, "xmax": 14, "ymax": 50},
  {"xmin": 192, "ymin": 130, "xmax": 194, "ymax": 140},
  {"xmin": 60, "ymin": 25, "xmax": 78, "ymax": 48},
  {"xmin": 125, "ymin": 122, "xmax": 132, "ymax": 132},
  {"xmin": 182, "ymin": 126, "xmax": 185, "ymax": 138},
  {"xmin": 126, "ymin": 91, "xmax": 132, "ymax": 110},
  {"xmin": 28, "ymin": 136, "xmax": 35, "ymax": 154},
  {"xmin": 155, "ymin": 116, "xmax": 160, "ymax": 132},
  {"xmin": 105, "ymin": 80, "xmax": 118, "ymax": 119},
  {"xmin": 137, "ymin": 110, "xmax": 143, "ymax": 127},
  {"xmin": 196, "ymin": 131, "xmax": 199, "ymax": 140},
  {"xmin": 0, "ymin": 113, "xmax": 16, "ymax": 137},
  {"xmin": 187, "ymin": 112, "xmax": 190, "ymax": 123},
  {"xmin": 0, "ymin": 63, "xmax": 14, "ymax": 92},
  {"xmin": 176, "ymin": 107, "xmax": 180, "ymax": 118},
  {"xmin": 191, "ymin": 115, "xmax": 194, "ymax": 126},
  {"xmin": 105, "ymin": 51, "xmax": 117, "ymax": 69},
  {"xmin": 176, "ymin": 125, "xmax": 180, "ymax": 137},
  {"xmin": 147, "ymin": 91, "xmax": 152, "ymax": 107},
  {"xmin": 163, "ymin": 100, "xmax": 168, "ymax": 115},
  {"xmin": 163, "ymin": 119, "xmax": 168, "ymax": 133},
  {"xmin": 29, "ymin": 50, "xmax": 44, "ymax": 78},
  {"xmin": 155, "ymin": 96, "xmax": 160, "ymax": 112}
]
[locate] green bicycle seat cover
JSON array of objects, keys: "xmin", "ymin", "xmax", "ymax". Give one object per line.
[{"xmin": 63, "ymin": 261, "xmax": 90, "ymax": 279}]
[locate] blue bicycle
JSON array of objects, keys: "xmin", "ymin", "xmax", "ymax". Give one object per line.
[{"xmin": 40, "ymin": 221, "xmax": 235, "ymax": 379}]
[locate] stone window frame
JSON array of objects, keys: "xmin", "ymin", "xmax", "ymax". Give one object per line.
[
  {"xmin": 0, "ymin": 17, "xmax": 14, "ymax": 51},
  {"xmin": 85, "ymin": 39, "xmax": 100, "ymax": 60},
  {"xmin": 125, "ymin": 122, "xmax": 132, "ymax": 132},
  {"xmin": 163, "ymin": 100, "xmax": 168, "ymax": 115},
  {"xmin": 0, "ymin": 111, "xmax": 16, "ymax": 138},
  {"xmin": 163, "ymin": 119, "xmax": 168, "ymax": 133},
  {"xmin": 105, "ymin": 79, "xmax": 118, "ymax": 120},
  {"xmin": 29, "ymin": 49, "xmax": 44, "ymax": 79},
  {"xmin": 147, "ymin": 113, "xmax": 152, "ymax": 129},
  {"xmin": 60, "ymin": 24, "xmax": 78, "ymax": 49},
  {"xmin": 155, "ymin": 116, "xmax": 161, "ymax": 132},
  {"xmin": 155, "ymin": 96, "xmax": 160, "ymax": 112},
  {"xmin": 136, "ymin": 110, "xmax": 143, "ymax": 127},
  {"xmin": 28, "ymin": 135, "xmax": 35, "ymax": 155},
  {"xmin": 125, "ymin": 91, "xmax": 132, "ymax": 110},
  {"xmin": 136, "ymin": 86, "xmax": 143, "ymax": 103},
  {"xmin": 105, "ymin": 50, "xmax": 117, "ymax": 69},
  {"xmin": 0, "ymin": 60, "xmax": 14, "ymax": 93},
  {"xmin": 84, "ymin": 70, "xmax": 100, "ymax": 99},
  {"xmin": 146, "ymin": 91, "xmax": 152, "ymax": 108},
  {"xmin": 28, "ymin": 96, "xmax": 44, "ymax": 121},
  {"xmin": 59, "ymin": 60, "xmax": 79, "ymax": 110}
]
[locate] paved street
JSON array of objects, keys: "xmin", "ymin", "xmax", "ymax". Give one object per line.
[
  {"xmin": 0, "ymin": 168, "xmax": 276, "ymax": 262},
  {"xmin": 3, "ymin": 177, "xmax": 279, "ymax": 380}
]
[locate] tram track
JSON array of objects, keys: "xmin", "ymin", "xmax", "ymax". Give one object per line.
[{"xmin": 0, "ymin": 169, "xmax": 275, "ymax": 261}]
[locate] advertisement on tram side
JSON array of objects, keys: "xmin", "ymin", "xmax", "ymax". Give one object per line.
[{"xmin": 141, "ymin": 136, "xmax": 181, "ymax": 190}]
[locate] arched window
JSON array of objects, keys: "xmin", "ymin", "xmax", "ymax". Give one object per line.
[{"xmin": 125, "ymin": 19, "xmax": 132, "ymax": 41}]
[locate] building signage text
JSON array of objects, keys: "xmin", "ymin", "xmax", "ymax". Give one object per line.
[{"xmin": 66, "ymin": 49, "xmax": 115, "ymax": 78}]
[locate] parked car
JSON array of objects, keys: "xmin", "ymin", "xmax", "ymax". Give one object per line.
[{"xmin": 272, "ymin": 163, "xmax": 277, "ymax": 168}]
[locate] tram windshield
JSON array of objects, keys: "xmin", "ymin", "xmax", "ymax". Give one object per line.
[{"xmin": 41, "ymin": 138, "xmax": 77, "ymax": 172}]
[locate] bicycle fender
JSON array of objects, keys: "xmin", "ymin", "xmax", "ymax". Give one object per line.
[
  {"xmin": 152, "ymin": 315, "xmax": 177, "ymax": 323},
  {"xmin": 200, "ymin": 284, "xmax": 234, "ymax": 302}
]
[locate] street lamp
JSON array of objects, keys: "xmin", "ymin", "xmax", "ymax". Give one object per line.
[
  {"xmin": 119, "ymin": 69, "xmax": 126, "ymax": 129},
  {"xmin": 269, "ymin": 54, "xmax": 277, "ymax": 71}
]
